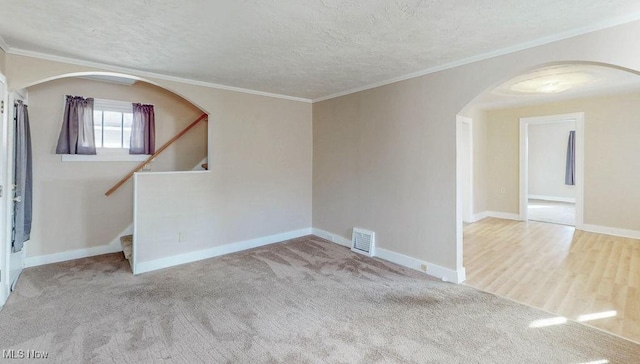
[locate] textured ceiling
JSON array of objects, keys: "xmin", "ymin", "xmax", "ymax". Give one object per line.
[{"xmin": 1, "ymin": 1, "xmax": 640, "ymax": 100}]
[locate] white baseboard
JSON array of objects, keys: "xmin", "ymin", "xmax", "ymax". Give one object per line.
[
  {"xmin": 24, "ymin": 240, "xmax": 123, "ymax": 268},
  {"xmin": 375, "ymin": 248, "xmax": 466, "ymax": 284},
  {"xmin": 469, "ymin": 211, "xmax": 521, "ymax": 223},
  {"xmin": 311, "ymin": 228, "xmax": 352, "ymax": 247},
  {"xmin": 311, "ymin": 228, "xmax": 465, "ymax": 284},
  {"xmin": 469, "ymin": 211, "xmax": 489, "ymax": 223},
  {"xmin": 580, "ymin": 224, "xmax": 640, "ymax": 240},
  {"xmin": 0, "ymin": 284, "xmax": 8, "ymax": 307},
  {"xmin": 485, "ymin": 211, "xmax": 522, "ymax": 221},
  {"xmin": 24, "ymin": 224, "xmax": 133, "ymax": 268},
  {"xmin": 134, "ymin": 228, "xmax": 313, "ymax": 274},
  {"xmin": 528, "ymin": 194, "xmax": 576, "ymax": 203}
]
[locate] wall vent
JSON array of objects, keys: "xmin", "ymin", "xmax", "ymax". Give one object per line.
[{"xmin": 351, "ymin": 228, "xmax": 375, "ymax": 256}]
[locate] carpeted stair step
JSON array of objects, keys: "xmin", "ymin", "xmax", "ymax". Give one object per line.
[{"xmin": 120, "ymin": 235, "xmax": 133, "ymax": 271}]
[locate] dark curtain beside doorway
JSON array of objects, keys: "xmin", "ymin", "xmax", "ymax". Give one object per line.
[
  {"xmin": 13, "ymin": 100, "xmax": 32, "ymax": 252},
  {"xmin": 565, "ymin": 130, "xmax": 575, "ymax": 186}
]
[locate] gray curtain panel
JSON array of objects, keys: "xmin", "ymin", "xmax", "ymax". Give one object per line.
[
  {"xmin": 13, "ymin": 100, "xmax": 33, "ymax": 253},
  {"xmin": 565, "ymin": 130, "xmax": 576, "ymax": 186},
  {"xmin": 130, "ymin": 103, "xmax": 155, "ymax": 155},
  {"xmin": 55, "ymin": 96, "xmax": 96, "ymax": 154}
]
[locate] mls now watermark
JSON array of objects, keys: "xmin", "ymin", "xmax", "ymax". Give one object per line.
[{"xmin": 3, "ymin": 349, "xmax": 49, "ymax": 359}]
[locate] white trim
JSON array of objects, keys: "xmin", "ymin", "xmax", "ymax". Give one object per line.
[
  {"xmin": 23, "ymin": 224, "xmax": 132, "ymax": 268},
  {"xmin": 133, "ymin": 174, "xmax": 139, "ymax": 273},
  {"xmin": 0, "ymin": 74, "xmax": 7, "ymax": 307},
  {"xmin": 94, "ymin": 98, "xmax": 136, "ymax": 113},
  {"xmin": 311, "ymin": 228, "xmax": 352, "ymax": 247},
  {"xmin": 375, "ymin": 247, "xmax": 466, "ymax": 284},
  {"xmin": 61, "ymin": 152, "xmax": 150, "ymax": 162},
  {"xmin": 581, "ymin": 224, "xmax": 640, "ymax": 240},
  {"xmin": 4, "ymin": 91, "xmax": 25, "ymax": 299},
  {"xmin": 0, "ymin": 283, "xmax": 7, "ymax": 307},
  {"xmin": 456, "ymin": 115, "xmax": 473, "ymax": 272},
  {"xmin": 7, "ymin": 10, "xmax": 640, "ymax": 104},
  {"xmin": 134, "ymin": 170, "xmax": 209, "ymax": 176},
  {"xmin": 0, "ymin": 35, "xmax": 8, "ymax": 52},
  {"xmin": 24, "ymin": 240, "xmax": 122, "ymax": 268},
  {"xmin": 311, "ymin": 12, "xmax": 640, "ymax": 102},
  {"xmin": 457, "ymin": 116, "xmax": 474, "ymax": 224},
  {"xmin": 471, "ymin": 211, "xmax": 489, "ymax": 222},
  {"xmin": 486, "ymin": 211, "xmax": 522, "ymax": 221},
  {"xmin": 312, "ymin": 228, "xmax": 465, "ymax": 283},
  {"xmin": 528, "ymin": 194, "xmax": 576, "ymax": 203},
  {"xmin": 519, "ymin": 113, "xmax": 584, "ymax": 229},
  {"xmin": 7, "ymin": 48, "xmax": 313, "ymax": 104},
  {"xmin": 575, "ymin": 116, "xmax": 585, "ymax": 229},
  {"xmin": 134, "ymin": 228, "xmax": 313, "ymax": 275}
]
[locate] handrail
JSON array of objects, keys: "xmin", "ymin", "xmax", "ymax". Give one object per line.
[{"xmin": 105, "ymin": 113, "xmax": 208, "ymax": 196}]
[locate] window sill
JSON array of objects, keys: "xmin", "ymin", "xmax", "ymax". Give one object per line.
[{"xmin": 61, "ymin": 150, "xmax": 150, "ymax": 162}]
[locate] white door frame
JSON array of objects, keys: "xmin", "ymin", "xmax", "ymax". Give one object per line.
[
  {"xmin": 455, "ymin": 115, "xmax": 473, "ymax": 282},
  {"xmin": 456, "ymin": 116, "xmax": 474, "ymax": 223},
  {"xmin": 519, "ymin": 112, "xmax": 584, "ymax": 228},
  {"xmin": 7, "ymin": 90, "xmax": 27, "ymax": 292},
  {"xmin": 0, "ymin": 72, "xmax": 9, "ymax": 305}
]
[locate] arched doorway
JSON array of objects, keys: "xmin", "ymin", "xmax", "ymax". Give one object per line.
[
  {"xmin": 1, "ymin": 72, "xmax": 210, "ymax": 303},
  {"xmin": 457, "ymin": 62, "xmax": 640, "ymax": 342}
]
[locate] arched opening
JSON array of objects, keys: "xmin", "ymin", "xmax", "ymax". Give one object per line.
[
  {"xmin": 3, "ymin": 71, "xmax": 210, "ymax": 291},
  {"xmin": 457, "ymin": 61, "xmax": 640, "ymax": 342}
]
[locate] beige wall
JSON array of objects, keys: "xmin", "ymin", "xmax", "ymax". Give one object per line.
[
  {"xmin": 5, "ymin": 53, "xmax": 313, "ymax": 260},
  {"xmin": 134, "ymin": 93, "xmax": 313, "ymax": 265},
  {"xmin": 528, "ymin": 121, "xmax": 576, "ymax": 200},
  {"xmin": 314, "ymin": 20, "xmax": 640, "ymax": 273},
  {"xmin": 26, "ymin": 77, "xmax": 206, "ymax": 256},
  {"xmin": 5, "ymin": 19, "xmax": 640, "ymax": 273},
  {"xmin": 484, "ymin": 92, "xmax": 640, "ymax": 231}
]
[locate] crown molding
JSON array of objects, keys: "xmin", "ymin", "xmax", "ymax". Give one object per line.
[
  {"xmin": 312, "ymin": 12, "xmax": 640, "ymax": 103},
  {"xmin": 0, "ymin": 35, "xmax": 9, "ymax": 52},
  {"xmin": 6, "ymin": 48, "xmax": 312, "ymax": 103},
  {"xmin": 5, "ymin": 10, "xmax": 640, "ymax": 104}
]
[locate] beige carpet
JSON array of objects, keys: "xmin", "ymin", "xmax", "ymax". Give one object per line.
[{"xmin": 1, "ymin": 236, "xmax": 638, "ymax": 363}]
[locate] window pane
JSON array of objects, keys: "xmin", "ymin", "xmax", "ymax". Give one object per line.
[
  {"xmin": 122, "ymin": 113, "xmax": 133, "ymax": 149},
  {"xmin": 93, "ymin": 110, "xmax": 103, "ymax": 148},
  {"xmin": 103, "ymin": 111, "xmax": 123, "ymax": 148}
]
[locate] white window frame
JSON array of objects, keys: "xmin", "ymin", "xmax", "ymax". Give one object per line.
[{"xmin": 61, "ymin": 98, "xmax": 152, "ymax": 162}]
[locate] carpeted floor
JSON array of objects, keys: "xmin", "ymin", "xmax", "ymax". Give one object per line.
[{"xmin": 1, "ymin": 236, "xmax": 638, "ymax": 363}]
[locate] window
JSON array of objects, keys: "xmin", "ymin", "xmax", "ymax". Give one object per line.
[
  {"xmin": 93, "ymin": 99, "xmax": 134, "ymax": 149},
  {"xmin": 61, "ymin": 98, "xmax": 152, "ymax": 162}
]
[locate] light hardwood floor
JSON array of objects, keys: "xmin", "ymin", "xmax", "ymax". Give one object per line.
[{"xmin": 464, "ymin": 218, "xmax": 640, "ymax": 343}]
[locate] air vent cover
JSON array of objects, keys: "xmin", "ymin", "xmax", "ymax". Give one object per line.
[{"xmin": 351, "ymin": 228, "xmax": 375, "ymax": 256}]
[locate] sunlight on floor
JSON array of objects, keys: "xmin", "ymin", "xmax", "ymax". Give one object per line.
[
  {"xmin": 529, "ymin": 316, "xmax": 568, "ymax": 328},
  {"xmin": 527, "ymin": 199, "xmax": 575, "ymax": 225},
  {"xmin": 529, "ymin": 311, "xmax": 618, "ymax": 328},
  {"xmin": 577, "ymin": 311, "xmax": 617, "ymax": 323}
]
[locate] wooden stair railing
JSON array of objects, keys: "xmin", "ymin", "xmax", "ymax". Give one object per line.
[{"xmin": 105, "ymin": 113, "xmax": 208, "ymax": 196}]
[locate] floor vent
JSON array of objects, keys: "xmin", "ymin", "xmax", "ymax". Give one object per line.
[{"xmin": 351, "ymin": 228, "xmax": 375, "ymax": 256}]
